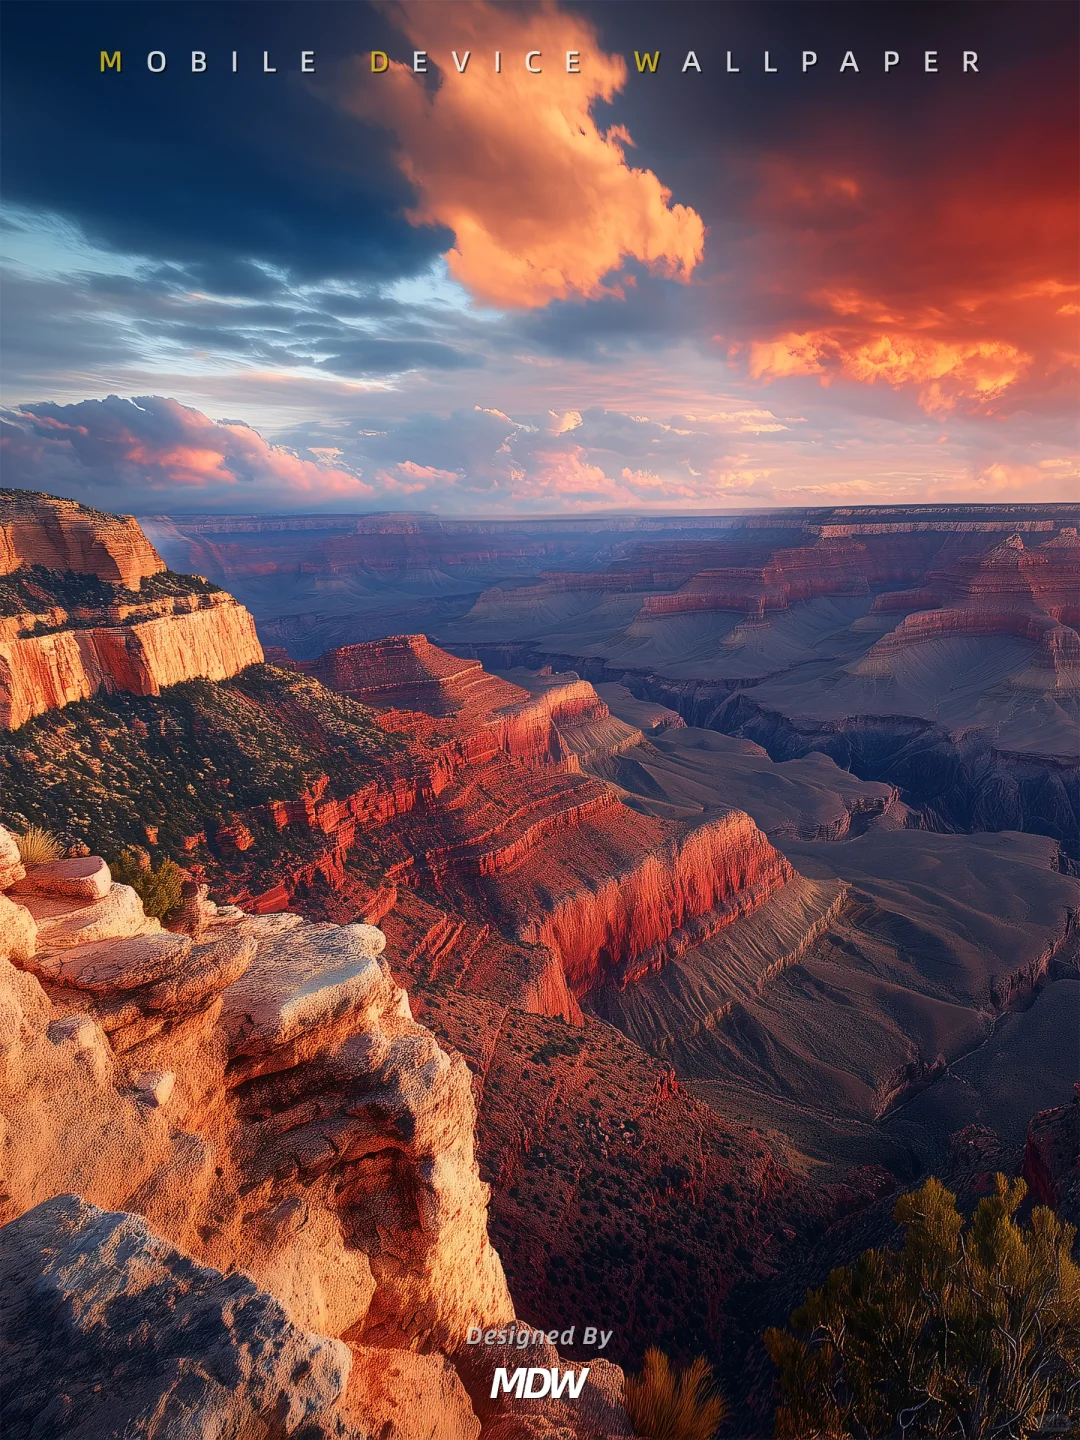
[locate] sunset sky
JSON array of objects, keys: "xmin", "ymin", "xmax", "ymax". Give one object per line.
[{"xmin": 1, "ymin": 0, "xmax": 1077, "ymax": 514}]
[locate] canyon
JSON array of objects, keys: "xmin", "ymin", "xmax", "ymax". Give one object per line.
[
  {"xmin": 428, "ymin": 512, "xmax": 1079, "ymax": 857},
  {"xmin": 2, "ymin": 490, "xmax": 1078, "ymax": 1437}
]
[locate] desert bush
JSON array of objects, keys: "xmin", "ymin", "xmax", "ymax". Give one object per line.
[
  {"xmin": 765, "ymin": 1173, "xmax": 1080, "ymax": 1440},
  {"xmin": 15, "ymin": 825, "xmax": 63, "ymax": 867},
  {"xmin": 624, "ymin": 1348, "xmax": 727, "ymax": 1440},
  {"xmin": 110, "ymin": 848, "xmax": 185, "ymax": 920}
]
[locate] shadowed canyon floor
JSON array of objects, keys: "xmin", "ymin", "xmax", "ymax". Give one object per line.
[{"xmin": 3, "ymin": 493, "xmax": 1079, "ymax": 1437}]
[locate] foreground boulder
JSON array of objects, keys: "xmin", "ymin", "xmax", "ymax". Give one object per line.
[{"xmin": 0, "ymin": 1193, "xmax": 361, "ymax": 1440}]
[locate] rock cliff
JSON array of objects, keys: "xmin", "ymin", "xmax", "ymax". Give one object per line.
[
  {"xmin": 1, "ymin": 490, "xmax": 264, "ymax": 730},
  {"xmin": 857, "ymin": 531, "xmax": 1080, "ymax": 691},
  {"xmin": 1, "ymin": 489, "xmax": 164, "ymax": 587},
  {"xmin": 294, "ymin": 636, "xmax": 811, "ymax": 1010},
  {"xmin": 1, "ymin": 595, "xmax": 264, "ymax": 729},
  {"xmin": 1022, "ymin": 1092, "xmax": 1079, "ymax": 1227}
]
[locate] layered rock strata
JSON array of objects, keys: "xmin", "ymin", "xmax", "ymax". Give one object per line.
[
  {"xmin": 856, "ymin": 531, "xmax": 1080, "ymax": 690},
  {"xmin": 299, "ymin": 636, "xmax": 811, "ymax": 1010},
  {"xmin": 1, "ymin": 489, "xmax": 164, "ymax": 587},
  {"xmin": 1, "ymin": 596, "xmax": 264, "ymax": 729}
]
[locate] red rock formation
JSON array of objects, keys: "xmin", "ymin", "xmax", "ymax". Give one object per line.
[
  {"xmin": 0, "ymin": 495, "xmax": 265, "ymax": 728},
  {"xmin": 635, "ymin": 537, "xmax": 930, "ymax": 618},
  {"xmin": 511, "ymin": 809, "xmax": 793, "ymax": 996},
  {"xmin": 300, "ymin": 634, "xmax": 620, "ymax": 774},
  {"xmin": 1, "ymin": 490, "xmax": 165, "ymax": 587},
  {"xmin": 257, "ymin": 637, "xmax": 804, "ymax": 1017}
]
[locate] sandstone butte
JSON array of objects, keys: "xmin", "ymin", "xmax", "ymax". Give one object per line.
[
  {"xmin": 0, "ymin": 490, "xmax": 264, "ymax": 729},
  {"xmin": 0, "ymin": 488, "xmax": 165, "ymax": 587},
  {"xmin": 0, "ymin": 823, "xmax": 635, "ymax": 1439}
]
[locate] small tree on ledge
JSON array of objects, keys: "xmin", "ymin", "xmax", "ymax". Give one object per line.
[{"xmin": 765, "ymin": 1174, "xmax": 1080, "ymax": 1440}]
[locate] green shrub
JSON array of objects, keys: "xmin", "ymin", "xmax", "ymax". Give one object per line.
[
  {"xmin": 110, "ymin": 848, "xmax": 185, "ymax": 920},
  {"xmin": 765, "ymin": 1174, "xmax": 1080, "ymax": 1440}
]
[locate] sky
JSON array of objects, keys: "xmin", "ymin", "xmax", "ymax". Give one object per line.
[{"xmin": 1, "ymin": 0, "xmax": 1077, "ymax": 516}]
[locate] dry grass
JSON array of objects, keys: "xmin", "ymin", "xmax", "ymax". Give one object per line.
[
  {"xmin": 15, "ymin": 825, "xmax": 64, "ymax": 867},
  {"xmin": 624, "ymin": 1348, "xmax": 728, "ymax": 1440}
]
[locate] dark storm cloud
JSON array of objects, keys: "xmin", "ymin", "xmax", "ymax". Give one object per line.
[
  {"xmin": 516, "ymin": 273, "xmax": 706, "ymax": 360},
  {"xmin": 316, "ymin": 336, "xmax": 479, "ymax": 376},
  {"xmin": 0, "ymin": 1, "xmax": 449, "ymax": 290}
]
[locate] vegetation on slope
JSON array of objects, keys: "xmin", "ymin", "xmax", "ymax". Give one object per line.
[
  {"xmin": 0, "ymin": 664, "xmax": 406, "ymax": 887},
  {"xmin": 765, "ymin": 1174, "xmax": 1080, "ymax": 1440},
  {"xmin": 0, "ymin": 562, "xmax": 222, "ymax": 620},
  {"xmin": 109, "ymin": 848, "xmax": 186, "ymax": 921}
]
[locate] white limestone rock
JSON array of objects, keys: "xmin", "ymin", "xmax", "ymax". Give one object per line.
[{"xmin": 222, "ymin": 922, "xmax": 389, "ymax": 1056}]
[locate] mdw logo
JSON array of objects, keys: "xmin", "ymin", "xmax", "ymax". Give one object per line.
[{"xmin": 489, "ymin": 1367, "xmax": 590, "ymax": 1400}]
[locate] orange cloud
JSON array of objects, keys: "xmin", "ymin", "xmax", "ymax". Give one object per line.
[
  {"xmin": 341, "ymin": 1, "xmax": 703, "ymax": 308},
  {"xmin": 748, "ymin": 329, "xmax": 1031, "ymax": 414}
]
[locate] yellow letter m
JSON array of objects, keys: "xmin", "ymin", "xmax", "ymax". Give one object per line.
[{"xmin": 100, "ymin": 50, "xmax": 121, "ymax": 72}]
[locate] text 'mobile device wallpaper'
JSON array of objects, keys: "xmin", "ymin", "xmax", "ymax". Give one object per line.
[{"xmin": 0, "ymin": 4, "xmax": 1078, "ymax": 1439}]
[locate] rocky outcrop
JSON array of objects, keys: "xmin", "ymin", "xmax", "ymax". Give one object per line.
[
  {"xmin": 516, "ymin": 808, "xmax": 795, "ymax": 996},
  {"xmin": 300, "ymin": 635, "xmax": 631, "ymax": 774},
  {"xmin": 0, "ymin": 493, "xmax": 265, "ymax": 730},
  {"xmin": 0, "ymin": 489, "xmax": 165, "ymax": 587},
  {"xmin": 1022, "ymin": 1092, "xmax": 1079, "ymax": 1227},
  {"xmin": 859, "ymin": 532, "xmax": 1080, "ymax": 689},
  {"xmin": 0, "ymin": 824, "xmax": 25, "ymax": 890},
  {"xmin": 0, "ymin": 820, "xmax": 636, "ymax": 1437},
  {"xmin": 0, "ymin": 853, "xmax": 513, "ymax": 1351},
  {"xmin": 0, "ymin": 1194, "xmax": 358, "ymax": 1440},
  {"xmin": 638, "ymin": 540, "xmax": 878, "ymax": 619}
]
